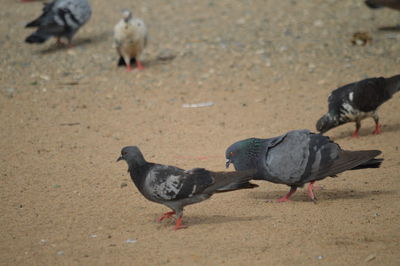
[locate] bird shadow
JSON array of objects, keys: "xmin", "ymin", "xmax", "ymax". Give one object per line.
[
  {"xmin": 143, "ymin": 56, "xmax": 176, "ymax": 68},
  {"xmin": 250, "ymin": 188, "xmax": 395, "ymax": 202},
  {"xmin": 378, "ymin": 25, "xmax": 400, "ymax": 32},
  {"xmin": 37, "ymin": 31, "xmax": 111, "ymax": 55},
  {"xmin": 329, "ymin": 122, "xmax": 400, "ymax": 141},
  {"xmin": 150, "ymin": 213, "xmax": 270, "ymax": 227},
  {"xmin": 113, "ymin": 55, "xmax": 176, "ymax": 70},
  {"xmin": 186, "ymin": 214, "xmax": 270, "ymax": 226}
]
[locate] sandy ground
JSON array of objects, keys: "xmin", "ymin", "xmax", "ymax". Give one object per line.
[{"xmin": 1, "ymin": 0, "xmax": 400, "ymax": 265}]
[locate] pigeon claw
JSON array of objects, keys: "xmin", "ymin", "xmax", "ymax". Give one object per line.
[
  {"xmin": 372, "ymin": 123, "xmax": 381, "ymax": 135},
  {"xmin": 173, "ymin": 216, "xmax": 187, "ymax": 230},
  {"xmin": 307, "ymin": 181, "xmax": 317, "ymax": 202},
  {"xmin": 136, "ymin": 60, "xmax": 144, "ymax": 70},
  {"xmin": 276, "ymin": 186, "xmax": 297, "ymax": 203},
  {"xmin": 158, "ymin": 211, "xmax": 176, "ymax": 222},
  {"xmin": 276, "ymin": 197, "xmax": 291, "ymax": 203},
  {"xmin": 351, "ymin": 130, "xmax": 359, "ymax": 138}
]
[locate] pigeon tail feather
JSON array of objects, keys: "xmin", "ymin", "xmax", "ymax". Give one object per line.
[
  {"xmin": 216, "ymin": 181, "xmax": 259, "ymax": 193},
  {"xmin": 351, "ymin": 157, "xmax": 383, "ymax": 170},
  {"xmin": 25, "ymin": 33, "xmax": 50, "ymax": 43},
  {"xmin": 26, "ymin": 19, "xmax": 41, "ymax": 28},
  {"xmin": 386, "ymin": 74, "xmax": 400, "ymax": 96}
]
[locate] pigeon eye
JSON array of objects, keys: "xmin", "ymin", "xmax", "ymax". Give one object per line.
[
  {"xmin": 122, "ymin": 151, "xmax": 127, "ymax": 155},
  {"xmin": 230, "ymin": 152, "xmax": 234, "ymax": 157}
]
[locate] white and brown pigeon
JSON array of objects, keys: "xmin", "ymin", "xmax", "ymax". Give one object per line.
[
  {"xmin": 117, "ymin": 146, "xmax": 257, "ymax": 230},
  {"xmin": 316, "ymin": 74, "xmax": 400, "ymax": 137},
  {"xmin": 113, "ymin": 10, "xmax": 148, "ymax": 71},
  {"xmin": 25, "ymin": 0, "xmax": 92, "ymax": 46},
  {"xmin": 225, "ymin": 130, "xmax": 383, "ymax": 202}
]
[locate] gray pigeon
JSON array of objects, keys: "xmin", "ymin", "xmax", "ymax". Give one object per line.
[
  {"xmin": 316, "ymin": 75, "xmax": 400, "ymax": 137},
  {"xmin": 117, "ymin": 146, "xmax": 257, "ymax": 230},
  {"xmin": 25, "ymin": 0, "xmax": 92, "ymax": 46},
  {"xmin": 225, "ymin": 130, "xmax": 383, "ymax": 202}
]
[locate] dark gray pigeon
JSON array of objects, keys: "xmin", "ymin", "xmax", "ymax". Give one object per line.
[
  {"xmin": 225, "ymin": 130, "xmax": 383, "ymax": 202},
  {"xmin": 117, "ymin": 146, "xmax": 257, "ymax": 230},
  {"xmin": 316, "ymin": 74, "xmax": 400, "ymax": 137},
  {"xmin": 365, "ymin": 0, "xmax": 400, "ymax": 10},
  {"xmin": 25, "ymin": 0, "xmax": 92, "ymax": 46}
]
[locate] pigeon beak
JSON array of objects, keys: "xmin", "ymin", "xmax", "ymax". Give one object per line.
[
  {"xmin": 116, "ymin": 156, "xmax": 123, "ymax": 162},
  {"xmin": 225, "ymin": 159, "xmax": 231, "ymax": 169}
]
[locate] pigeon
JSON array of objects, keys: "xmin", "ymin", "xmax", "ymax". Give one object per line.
[
  {"xmin": 365, "ymin": 0, "xmax": 400, "ymax": 10},
  {"xmin": 316, "ymin": 74, "xmax": 400, "ymax": 137},
  {"xmin": 25, "ymin": 0, "xmax": 92, "ymax": 46},
  {"xmin": 225, "ymin": 129, "xmax": 383, "ymax": 202},
  {"xmin": 114, "ymin": 10, "xmax": 148, "ymax": 71},
  {"xmin": 117, "ymin": 146, "xmax": 257, "ymax": 230}
]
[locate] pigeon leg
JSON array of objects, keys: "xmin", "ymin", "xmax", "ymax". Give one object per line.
[
  {"xmin": 136, "ymin": 60, "xmax": 144, "ymax": 70},
  {"xmin": 373, "ymin": 123, "xmax": 381, "ymax": 135},
  {"xmin": 351, "ymin": 120, "xmax": 361, "ymax": 138},
  {"xmin": 372, "ymin": 113, "xmax": 381, "ymax": 135},
  {"xmin": 307, "ymin": 181, "xmax": 317, "ymax": 203},
  {"xmin": 126, "ymin": 64, "xmax": 132, "ymax": 71},
  {"xmin": 56, "ymin": 37, "xmax": 63, "ymax": 46},
  {"xmin": 174, "ymin": 215, "xmax": 187, "ymax": 230},
  {"xmin": 157, "ymin": 211, "xmax": 175, "ymax": 222},
  {"xmin": 276, "ymin": 186, "xmax": 297, "ymax": 202}
]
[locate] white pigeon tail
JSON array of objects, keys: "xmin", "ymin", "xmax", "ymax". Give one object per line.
[{"xmin": 114, "ymin": 10, "xmax": 148, "ymax": 71}]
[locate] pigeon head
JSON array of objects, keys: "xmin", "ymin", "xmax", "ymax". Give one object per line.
[
  {"xmin": 225, "ymin": 138, "xmax": 259, "ymax": 170},
  {"xmin": 122, "ymin": 10, "xmax": 133, "ymax": 22},
  {"xmin": 117, "ymin": 146, "xmax": 147, "ymax": 168},
  {"xmin": 316, "ymin": 113, "xmax": 337, "ymax": 134}
]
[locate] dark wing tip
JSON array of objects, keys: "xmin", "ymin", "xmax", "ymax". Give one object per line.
[
  {"xmin": 25, "ymin": 34, "xmax": 47, "ymax": 44},
  {"xmin": 364, "ymin": 0, "xmax": 383, "ymax": 9},
  {"xmin": 216, "ymin": 181, "xmax": 259, "ymax": 193}
]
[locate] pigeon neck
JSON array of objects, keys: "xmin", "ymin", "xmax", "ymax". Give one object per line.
[
  {"xmin": 127, "ymin": 162, "xmax": 149, "ymax": 191},
  {"xmin": 244, "ymin": 139, "xmax": 266, "ymax": 166}
]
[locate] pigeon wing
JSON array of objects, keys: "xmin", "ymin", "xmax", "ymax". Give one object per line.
[
  {"xmin": 352, "ymin": 77, "xmax": 391, "ymax": 112},
  {"xmin": 143, "ymin": 166, "xmax": 214, "ymax": 201},
  {"xmin": 26, "ymin": 2, "xmax": 56, "ymax": 27},
  {"xmin": 294, "ymin": 133, "xmax": 381, "ymax": 184}
]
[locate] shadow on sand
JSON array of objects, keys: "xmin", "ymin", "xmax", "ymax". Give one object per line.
[
  {"xmin": 250, "ymin": 188, "xmax": 396, "ymax": 202},
  {"xmin": 329, "ymin": 122, "xmax": 400, "ymax": 141},
  {"xmin": 36, "ymin": 31, "xmax": 111, "ymax": 55}
]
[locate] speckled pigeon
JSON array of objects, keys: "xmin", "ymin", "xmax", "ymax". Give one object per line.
[
  {"xmin": 316, "ymin": 74, "xmax": 400, "ymax": 137},
  {"xmin": 25, "ymin": 0, "xmax": 92, "ymax": 46},
  {"xmin": 114, "ymin": 10, "xmax": 148, "ymax": 71},
  {"xmin": 225, "ymin": 130, "xmax": 383, "ymax": 202},
  {"xmin": 117, "ymin": 146, "xmax": 257, "ymax": 230}
]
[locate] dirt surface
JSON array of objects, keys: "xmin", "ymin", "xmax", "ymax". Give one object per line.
[{"xmin": 1, "ymin": 0, "xmax": 400, "ymax": 265}]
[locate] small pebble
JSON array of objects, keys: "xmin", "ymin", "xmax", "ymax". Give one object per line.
[
  {"xmin": 365, "ymin": 254, "xmax": 376, "ymax": 262},
  {"xmin": 316, "ymin": 255, "xmax": 323, "ymax": 260},
  {"xmin": 126, "ymin": 239, "xmax": 137, "ymax": 244},
  {"xmin": 57, "ymin": 250, "xmax": 64, "ymax": 256},
  {"xmin": 5, "ymin": 87, "xmax": 15, "ymax": 97}
]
